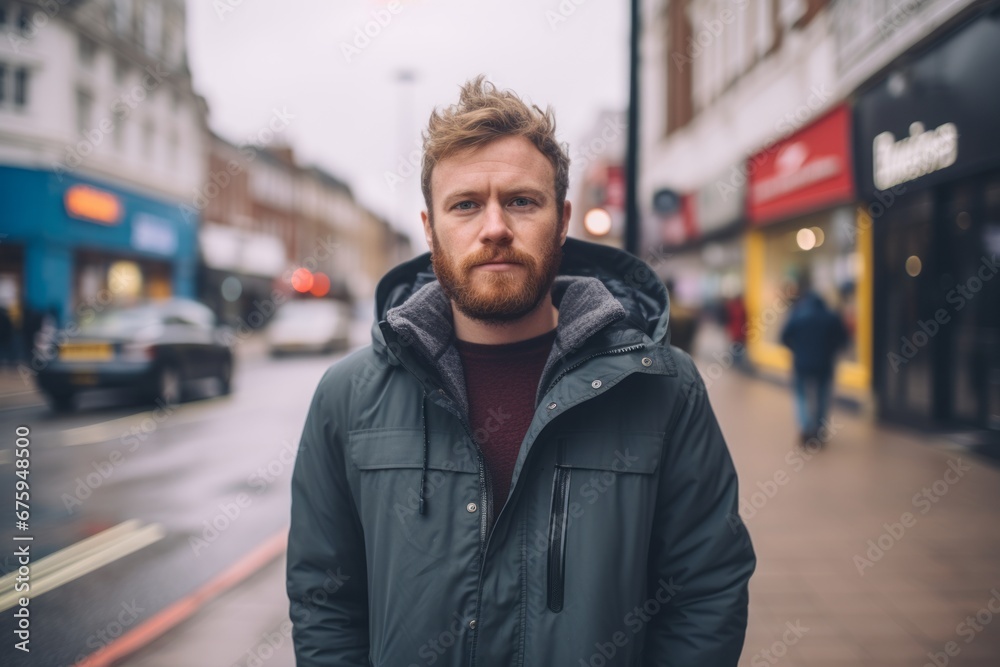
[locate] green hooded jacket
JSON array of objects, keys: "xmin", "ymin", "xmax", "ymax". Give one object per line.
[{"xmin": 287, "ymin": 237, "xmax": 756, "ymax": 666}]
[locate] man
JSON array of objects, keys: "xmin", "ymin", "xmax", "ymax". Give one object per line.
[
  {"xmin": 780, "ymin": 276, "xmax": 849, "ymax": 443},
  {"xmin": 287, "ymin": 76, "xmax": 755, "ymax": 666}
]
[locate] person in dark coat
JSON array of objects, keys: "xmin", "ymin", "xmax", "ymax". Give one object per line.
[
  {"xmin": 780, "ymin": 283, "xmax": 848, "ymax": 443},
  {"xmin": 286, "ymin": 76, "xmax": 755, "ymax": 667}
]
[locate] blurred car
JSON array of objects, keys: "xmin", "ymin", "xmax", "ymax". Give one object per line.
[
  {"xmin": 267, "ymin": 299, "xmax": 351, "ymax": 356},
  {"xmin": 35, "ymin": 298, "xmax": 234, "ymax": 412}
]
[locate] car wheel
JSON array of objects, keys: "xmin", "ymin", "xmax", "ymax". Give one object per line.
[
  {"xmin": 47, "ymin": 391, "xmax": 76, "ymax": 413},
  {"xmin": 218, "ymin": 357, "xmax": 232, "ymax": 395},
  {"xmin": 155, "ymin": 364, "xmax": 183, "ymax": 407}
]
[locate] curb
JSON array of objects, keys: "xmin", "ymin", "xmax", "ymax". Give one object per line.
[{"xmin": 75, "ymin": 529, "xmax": 288, "ymax": 667}]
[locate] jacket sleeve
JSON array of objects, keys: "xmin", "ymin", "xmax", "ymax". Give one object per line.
[
  {"xmin": 642, "ymin": 357, "xmax": 756, "ymax": 666},
  {"xmin": 287, "ymin": 367, "xmax": 370, "ymax": 666}
]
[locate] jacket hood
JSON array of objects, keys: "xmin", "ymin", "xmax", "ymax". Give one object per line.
[{"xmin": 372, "ymin": 236, "xmax": 670, "ymax": 365}]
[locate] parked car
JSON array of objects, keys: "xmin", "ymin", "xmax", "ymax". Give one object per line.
[
  {"xmin": 35, "ymin": 298, "xmax": 234, "ymax": 412},
  {"xmin": 267, "ymin": 299, "xmax": 351, "ymax": 356}
]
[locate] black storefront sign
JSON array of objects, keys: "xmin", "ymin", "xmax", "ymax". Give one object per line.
[
  {"xmin": 855, "ymin": 7, "xmax": 1000, "ymax": 197},
  {"xmin": 858, "ymin": 9, "xmax": 1000, "ymax": 434}
]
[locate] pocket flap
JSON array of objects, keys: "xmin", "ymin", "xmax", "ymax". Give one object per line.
[
  {"xmin": 348, "ymin": 428, "xmax": 478, "ymax": 473},
  {"xmin": 557, "ymin": 432, "xmax": 662, "ymax": 474}
]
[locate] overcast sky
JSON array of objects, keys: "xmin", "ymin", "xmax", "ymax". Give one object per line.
[{"xmin": 186, "ymin": 0, "xmax": 628, "ymax": 252}]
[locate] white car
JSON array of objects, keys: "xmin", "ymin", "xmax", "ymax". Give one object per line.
[{"xmin": 267, "ymin": 299, "xmax": 352, "ymax": 355}]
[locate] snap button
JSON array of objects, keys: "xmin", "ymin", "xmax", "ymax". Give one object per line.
[
  {"xmin": 469, "ymin": 618, "xmax": 477, "ymax": 629},
  {"xmin": 591, "ymin": 379, "xmax": 602, "ymax": 389},
  {"xmin": 466, "ymin": 502, "xmax": 477, "ymax": 513},
  {"xmin": 547, "ymin": 402, "xmax": 557, "ymax": 410},
  {"xmin": 641, "ymin": 357, "xmax": 653, "ymax": 367}
]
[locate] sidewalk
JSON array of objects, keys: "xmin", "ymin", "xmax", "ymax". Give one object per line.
[{"xmin": 116, "ymin": 368, "xmax": 1000, "ymax": 667}]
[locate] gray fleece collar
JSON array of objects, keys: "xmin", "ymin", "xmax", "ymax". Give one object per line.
[{"xmin": 385, "ymin": 275, "xmax": 627, "ymax": 418}]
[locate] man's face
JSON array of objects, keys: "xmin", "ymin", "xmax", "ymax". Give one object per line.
[{"xmin": 422, "ymin": 135, "xmax": 570, "ymax": 324}]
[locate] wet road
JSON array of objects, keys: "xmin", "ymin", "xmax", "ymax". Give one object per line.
[{"xmin": 0, "ymin": 347, "xmax": 347, "ymax": 667}]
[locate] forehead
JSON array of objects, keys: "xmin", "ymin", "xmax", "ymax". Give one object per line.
[{"xmin": 431, "ymin": 135, "xmax": 554, "ymax": 199}]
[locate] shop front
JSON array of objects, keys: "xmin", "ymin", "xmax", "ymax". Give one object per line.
[
  {"xmin": 855, "ymin": 9, "xmax": 1000, "ymax": 431},
  {"xmin": 198, "ymin": 221, "xmax": 288, "ymax": 327},
  {"xmin": 745, "ymin": 104, "xmax": 872, "ymax": 396},
  {"xmin": 0, "ymin": 166, "xmax": 197, "ymax": 335},
  {"xmin": 650, "ymin": 164, "xmax": 747, "ymax": 305}
]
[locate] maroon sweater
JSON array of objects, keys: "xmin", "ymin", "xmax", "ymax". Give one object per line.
[{"xmin": 454, "ymin": 327, "xmax": 557, "ymax": 518}]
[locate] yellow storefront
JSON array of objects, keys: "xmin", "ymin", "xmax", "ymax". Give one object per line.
[{"xmin": 743, "ymin": 105, "xmax": 873, "ymax": 403}]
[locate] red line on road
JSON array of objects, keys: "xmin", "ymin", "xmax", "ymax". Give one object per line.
[{"xmin": 75, "ymin": 528, "xmax": 288, "ymax": 667}]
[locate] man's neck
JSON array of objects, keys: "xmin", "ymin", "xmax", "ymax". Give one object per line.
[{"xmin": 452, "ymin": 295, "xmax": 559, "ymax": 345}]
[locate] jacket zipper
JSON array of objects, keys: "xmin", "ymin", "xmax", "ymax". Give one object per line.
[
  {"xmin": 546, "ymin": 465, "xmax": 572, "ymax": 612},
  {"xmin": 541, "ymin": 342, "xmax": 647, "ymax": 400}
]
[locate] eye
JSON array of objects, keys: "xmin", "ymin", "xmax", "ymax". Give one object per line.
[
  {"xmin": 510, "ymin": 197, "xmax": 534, "ymax": 207},
  {"xmin": 453, "ymin": 201, "xmax": 477, "ymax": 211}
]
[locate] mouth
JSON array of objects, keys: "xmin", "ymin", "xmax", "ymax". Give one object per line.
[{"xmin": 475, "ymin": 261, "xmax": 521, "ymax": 271}]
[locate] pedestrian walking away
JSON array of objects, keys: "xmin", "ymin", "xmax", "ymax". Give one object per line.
[
  {"xmin": 286, "ymin": 75, "xmax": 756, "ymax": 667},
  {"xmin": 780, "ymin": 278, "xmax": 849, "ymax": 445}
]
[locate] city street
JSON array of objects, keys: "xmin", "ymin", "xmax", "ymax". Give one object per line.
[
  {"xmin": 0, "ymin": 333, "xmax": 346, "ymax": 667},
  {"xmin": 1, "ymin": 334, "xmax": 991, "ymax": 666}
]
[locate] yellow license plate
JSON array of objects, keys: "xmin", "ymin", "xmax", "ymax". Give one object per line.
[
  {"xmin": 60, "ymin": 343, "xmax": 113, "ymax": 361},
  {"xmin": 71, "ymin": 372, "xmax": 99, "ymax": 385}
]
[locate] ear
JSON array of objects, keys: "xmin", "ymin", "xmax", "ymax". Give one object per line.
[
  {"xmin": 559, "ymin": 200, "xmax": 571, "ymax": 245},
  {"xmin": 420, "ymin": 210, "xmax": 434, "ymax": 253}
]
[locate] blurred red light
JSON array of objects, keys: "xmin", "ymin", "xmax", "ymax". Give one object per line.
[
  {"xmin": 310, "ymin": 272, "xmax": 331, "ymax": 297},
  {"xmin": 291, "ymin": 268, "xmax": 314, "ymax": 293}
]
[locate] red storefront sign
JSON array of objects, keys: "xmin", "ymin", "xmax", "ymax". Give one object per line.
[
  {"xmin": 747, "ymin": 104, "xmax": 854, "ymax": 226},
  {"xmin": 660, "ymin": 193, "xmax": 698, "ymax": 247},
  {"xmin": 605, "ymin": 165, "xmax": 624, "ymax": 209}
]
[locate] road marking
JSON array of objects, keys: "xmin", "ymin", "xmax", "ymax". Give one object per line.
[
  {"xmin": 0, "ymin": 519, "xmax": 165, "ymax": 611},
  {"xmin": 75, "ymin": 528, "xmax": 288, "ymax": 667},
  {"xmin": 55, "ymin": 397, "xmax": 230, "ymax": 447}
]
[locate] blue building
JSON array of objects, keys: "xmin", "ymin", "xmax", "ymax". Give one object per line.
[{"xmin": 0, "ymin": 165, "xmax": 197, "ymax": 327}]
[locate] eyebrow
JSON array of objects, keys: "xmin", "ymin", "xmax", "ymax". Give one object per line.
[{"xmin": 442, "ymin": 187, "xmax": 550, "ymax": 205}]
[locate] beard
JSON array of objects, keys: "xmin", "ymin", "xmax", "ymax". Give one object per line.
[{"xmin": 430, "ymin": 220, "xmax": 563, "ymax": 325}]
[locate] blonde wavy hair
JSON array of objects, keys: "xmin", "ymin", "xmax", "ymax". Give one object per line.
[{"xmin": 421, "ymin": 75, "xmax": 570, "ymax": 219}]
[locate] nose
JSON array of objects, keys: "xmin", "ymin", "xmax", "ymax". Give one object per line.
[{"xmin": 477, "ymin": 200, "xmax": 514, "ymax": 245}]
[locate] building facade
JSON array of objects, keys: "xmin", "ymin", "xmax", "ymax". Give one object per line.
[
  {"xmin": 0, "ymin": 0, "xmax": 205, "ymax": 347},
  {"xmin": 640, "ymin": 0, "xmax": 994, "ymax": 432}
]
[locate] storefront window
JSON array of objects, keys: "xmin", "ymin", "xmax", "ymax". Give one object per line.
[{"xmin": 760, "ymin": 206, "xmax": 859, "ymax": 363}]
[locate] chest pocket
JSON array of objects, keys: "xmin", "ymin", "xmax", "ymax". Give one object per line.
[
  {"xmin": 546, "ymin": 431, "xmax": 663, "ymax": 612},
  {"xmin": 347, "ymin": 428, "xmax": 480, "ymax": 555}
]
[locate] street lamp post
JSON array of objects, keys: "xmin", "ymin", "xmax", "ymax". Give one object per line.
[{"xmin": 624, "ymin": 0, "xmax": 641, "ymax": 256}]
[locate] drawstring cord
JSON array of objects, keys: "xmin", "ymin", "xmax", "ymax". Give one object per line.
[{"xmin": 419, "ymin": 389, "xmax": 428, "ymax": 515}]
